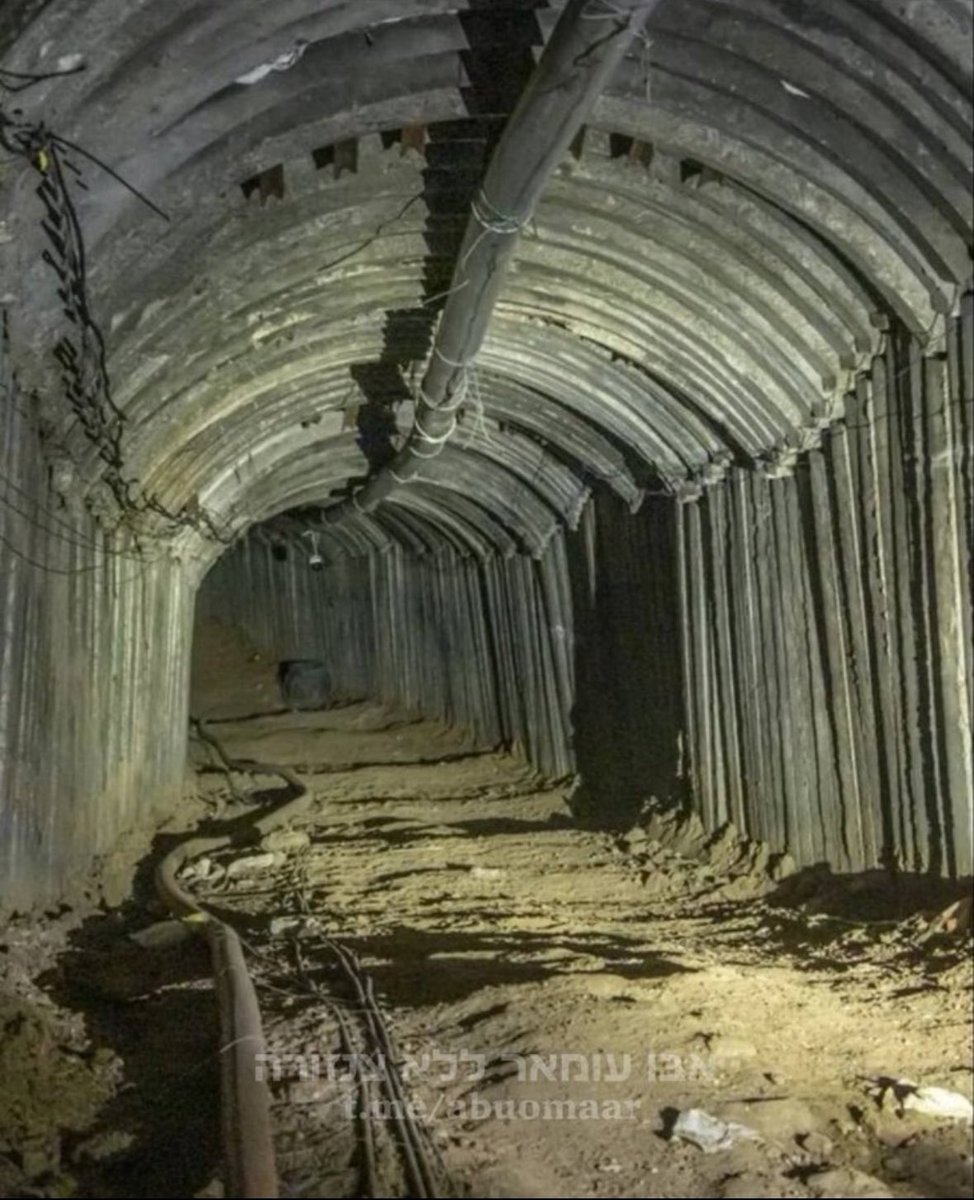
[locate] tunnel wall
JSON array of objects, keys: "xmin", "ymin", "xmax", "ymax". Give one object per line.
[
  {"xmin": 678, "ymin": 304, "xmax": 973, "ymax": 877},
  {"xmin": 197, "ymin": 534, "xmax": 576, "ymax": 778},
  {"xmin": 200, "ymin": 490, "xmax": 689, "ymax": 827},
  {"xmin": 0, "ymin": 330, "xmax": 194, "ymax": 913},
  {"xmin": 202, "ymin": 302, "xmax": 972, "ymax": 880},
  {"xmin": 565, "ymin": 493, "xmax": 686, "ymax": 825}
]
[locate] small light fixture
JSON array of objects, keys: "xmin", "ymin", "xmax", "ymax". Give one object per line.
[{"xmin": 302, "ymin": 529, "xmax": 324, "ymax": 571}]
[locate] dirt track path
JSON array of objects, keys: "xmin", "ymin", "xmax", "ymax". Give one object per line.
[
  {"xmin": 2, "ymin": 622, "xmax": 969, "ymax": 1199},
  {"xmin": 185, "ymin": 663, "xmax": 973, "ymax": 1200}
]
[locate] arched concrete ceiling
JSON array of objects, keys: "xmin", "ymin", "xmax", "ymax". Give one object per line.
[{"xmin": 2, "ymin": 0, "xmax": 971, "ymax": 564}]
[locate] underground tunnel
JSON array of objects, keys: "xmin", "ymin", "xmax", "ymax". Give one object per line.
[{"xmin": 1, "ymin": 0, "xmax": 972, "ymax": 1196}]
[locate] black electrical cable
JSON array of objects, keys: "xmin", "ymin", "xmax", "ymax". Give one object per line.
[
  {"xmin": 0, "ymin": 60, "xmax": 85, "ymax": 93},
  {"xmin": 0, "ymin": 111, "xmax": 232, "ymax": 544},
  {"xmin": 0, "ymin": 525, "xmax": 158, "ymax": 578},
  {"xmin": 0, "ymin": 484, "xmax": 148, "ymax": 560}
]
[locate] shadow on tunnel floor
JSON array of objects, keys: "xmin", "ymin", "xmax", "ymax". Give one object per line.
[
  {"xmin": 23, "ymin": 794, "xmax": 310, "ymax": 1196},
  {"xmin": 36, "ymin": 902, "xmax": 221, "ymax": 1199},
  {"xmin": 311, "ymin": 812, "xmax": 574, "ymax": 849},
  {"xmin": 765, "ymin": 864, "xmax": 973, "ymax": 924},
  {"xmin": 683, "ymin": 865, "xmax": 974, "ymax": 980},
  {"xmin": 323, "ymin": 924, "xmax": 696, "ymax": 1009}
]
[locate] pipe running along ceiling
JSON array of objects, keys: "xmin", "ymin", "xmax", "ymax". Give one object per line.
[{"xmin": 1, "ymin": 0, "xmax": 971, "ymax": 570}]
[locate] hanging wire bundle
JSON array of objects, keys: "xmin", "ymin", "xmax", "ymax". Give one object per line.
[{"xmin": 1, "ymin": 64, "xmax": 232, "ymax": 544}]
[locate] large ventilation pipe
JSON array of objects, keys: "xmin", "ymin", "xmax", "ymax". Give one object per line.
[{"xmin": 330, "ymin": 0, "xmax": 659, "ymax": 519}]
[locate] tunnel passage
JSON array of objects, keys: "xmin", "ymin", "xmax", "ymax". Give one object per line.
[{"xmin": 0, "ymin": 0, "xmax": 971, "ymax": 917}]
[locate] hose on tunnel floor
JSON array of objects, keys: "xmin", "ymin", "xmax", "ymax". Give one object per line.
[
  {"xmin": 158, "ymin": 718, "xmax": 449, "ymax": 1198},
  {"xmin": 155, "ymin": 718, "xmax": 313, "ymax": 1199}
]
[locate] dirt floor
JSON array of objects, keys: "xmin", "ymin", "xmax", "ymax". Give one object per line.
[{"xmin": 1, "ymin": 620, "xmax": 972, "ymax": 1198}]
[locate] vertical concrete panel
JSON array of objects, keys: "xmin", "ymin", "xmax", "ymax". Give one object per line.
[
  {"xmin": 923, "ymin": 353, "xmax": 973, "ymax": 875},
  {"xmin": 728, "ymin": 472, "xmax": 765, "ymax": 836},
  {"xmin": 1, "ymin": 330, "xmax": 194, "ymax": 912},
  {"xmin": 198, "ymin": 535, "xmax": 574, "ymax": 777},
  {"xmin": 708, "ymin": 485, "xmax": 745, "ymax": 830},
  {"xmin": 686, "ymin": 501, "xmax": 717, "ymax": 826},
  {"xmin": 750, "ymin": 473, "xmax": 786, "ymax": 850},
  {"xmin": 677, "ymin": 312, "xmax": 973, "ymax": 877}
]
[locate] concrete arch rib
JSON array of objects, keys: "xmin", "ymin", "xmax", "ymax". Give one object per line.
[{"xmin": 0, "ymin": 0, "xmax": 969, "ymax": 549}]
